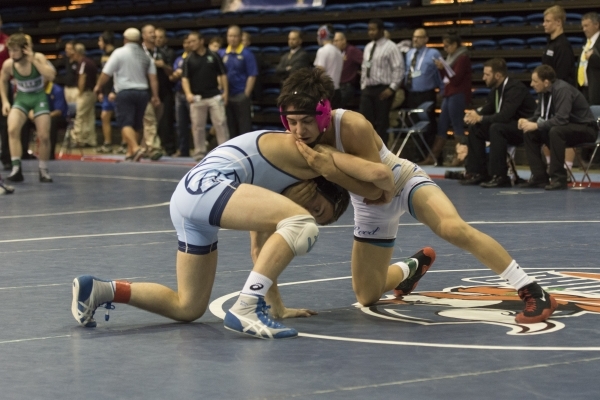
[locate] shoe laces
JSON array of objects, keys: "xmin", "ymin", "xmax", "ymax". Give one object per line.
[
  {"xmin": 103, "ymin": 302, "xmax": 115, "ymax": 321},
  {"xmin": 518, "ymin": 288, "xmax": 537, "ymax": 313},
  {"xmin": 256, "ymin": 298, "xmax": 284, "ymax": 328}
]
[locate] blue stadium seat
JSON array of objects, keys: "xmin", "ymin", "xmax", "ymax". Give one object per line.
[
  {"xmin": 261, "ymin": 107, "xmax": 281, "ymax": 114},
  {"xmin": 324, "ymin": 4, "xmax": 353, "ymax": 12},
  {"xmin": 89, "ymin": 15, "xmax": 106, "ymax": 24},
  {"xmin": 568, "ymin": 37, "xmax": 585, "ymax": 46},
  {"xmin": 526, "ymin": 36, "xmax": 547, "ymax": 49},
  {"xmin": 304, "ymin": 45, "xmax": 320, "ymax": 53},
  {"xmin": 351, "ymin": 2, "xmax": 372, "ymax": 11},
  {"xmin": 472, "ymin": 88, "xmax": 491, "ymax": 97},
  {"xmin": 165, "ymin": 31, "xmax": 176, "ymax": 39},
  {"xmin": 140, "ymin": 14, "xmax": 158, "ymax": 21},
  {"xmin": 263, "ymin": 67, "xmax": 277, "ymax": 76},
  {"xmin": 219, "ymin": 27, "xmax": 229, "ymax": 35},
  {"xmin": 59, "ymin": 17, "xmax": 76, "ymax": 24},
  {"xmin": 498, "ymin": 16, "xmax": 525, "ymax": 27},
  {"xmin": 566, "ymin": 13, "xmax": 583, "ymax": 25},
  {"xmin": 161, "ymin": 14, "xmax": 175, "ymax": 21},
  {"xmin": 196, "ymin": 9, "xmax": 221, "ymax": 19},
  {"xmin": 332, "ymin": 24, "xmax": 347, "ymax": 33},
  {"xmin": 281, "ymin": 26, "xmax": 302, "ymax": 34},
  {"xmin": 260, "ymin": 27, "xmax": 281, "ymax": 35},
  {"xmin": 73, "ymin": 33, "xmax": 91, "ymax": 41},
  {"xmin": 246, "ymin": 46, "xmax": 260, "ymax": 53},
  {"xmin": 371, "ymin": 1, "xmax": 396, "ymax": 10},
  {"xmin": 302, "ymin": 24, "xmax": 321, "ymax": 33},
  {"xmin": 241, "ymin": 26, "xmax": 260, "ymax": 35},
  {"xmin": 174, "ymin": 12, "xmax": 194, "ymax": 20},
  {"xmin": 471, "ymin": 39, "xmax": 498, "ymax": 50},
  {"xmin": 121, "ymin": 16, "xmax": 140, "ymax": 23},
  {"xmin": 261, "ymin": 46, "xmax": 281, "ymax": 54},
  {"xmin": 502, "ymin": 0, "xmax": 527, "ymax": 3},
  {"xmin": 87, "ymin": 49, "xmax": 103, "ymax": 57},
  {"xmin": 498, "ymin": 38, "xmax": 526, "ymax": 50},
  {"xmin": 260, "ymin": 88, "xmax": 281, "ymax": 96},
  {"xmin": 471, "ymin": 63, "xmax": 484, "ymax": 72},
  {"xmin": 526, "ymin": 13, "xmax": 544, "ymax": 26},
  {"xmin": 60, "ymin": 34, "xmax": 76, "ymax": 42},
  {"xmin": 1, "ymin": 22, "xmax": 23, "ymax": 30},
  {"xmin": 356, "ymin": 44, "xmax": 365, "ymax": 51},
  {"xmin": 348, "ymin": 23, "xmax": 369, "ymax": 32},
  {"xmin": 200, "ymin": 28, "xmax": 220, "ymax": 37},
  {"xmin": 526, "ymin": 61, "xmax": 542, "ymax": 71},
  {"xmin": 506, "ymin": 62, "xmax": 526, "ymax": 73},
  {"xmin": 383, "ymin": 22, "xmax": 395, "ymax": 31},
  {"xmin": 472, "ymin": 16, "xmax": 497, "ymax": 28},
  {"xmin": 113, "ymin": 33, "xmax": 123, "ymax": 40},
  {"xmin": 105, "ymin": 16, "xmax": 123, "ymax": 23},
  {"xmin": 175, "ymin": 29, "xmax": 192, "ymax": 38}
]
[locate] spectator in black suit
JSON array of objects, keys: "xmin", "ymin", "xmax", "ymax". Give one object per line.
[
  {"xmin": 276, "ymin": 30, "xmax": 311, "ymax": 82},
  {"xmin": 462, "ymin": 58, "xmax": 537, "ymax": 188},
  {"xmin": 519, "ymin": 65, "xmax": 597, "ymax": 190},
  {"xmin": 578, "ymin": 12, "xmax": 600, "ymax": 106}
]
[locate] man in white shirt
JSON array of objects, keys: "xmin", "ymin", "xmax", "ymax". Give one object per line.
[
  {"xmin": 94, "ymin": 28, "xmax": 160, "ymax": 161},
  {"xmin": 313, "ymin": 24, "xmax": 343, "ymax": 108}
]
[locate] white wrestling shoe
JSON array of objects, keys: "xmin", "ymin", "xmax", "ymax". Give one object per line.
[
  {"xmin": 71, "ymin": 275, "xmax": 115, "ymax": 328},
  {"xmin": 224, "ymin": 294, "xmax": 298, "ymax": 339}
]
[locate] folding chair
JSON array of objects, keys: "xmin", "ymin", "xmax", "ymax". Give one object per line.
[
  {"xmin": 567, "ymin": 106, "xmax": 600, "ymax": 188},
  {"xmin": 58, "ymin": 103, "xmax": 84, "ymax": 160},
  {"xmin": 389, "ymin": 101, "xmax": 437, "ymax": 164}
]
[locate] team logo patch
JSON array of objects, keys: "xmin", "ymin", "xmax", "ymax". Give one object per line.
[{"xmin": 361, "ymin": 270, "xmax": 600, "ymax": 336}]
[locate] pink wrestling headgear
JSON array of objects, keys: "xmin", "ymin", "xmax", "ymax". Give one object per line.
[{"xmin": 279, "ymin": 95, "xmax": 332, "ymax": 134}]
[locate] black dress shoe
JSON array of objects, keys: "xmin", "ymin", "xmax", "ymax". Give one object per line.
[
  {"xmin": 459, "ymin": 173, "xmax": 489, "ymax": 185},
  {"xmin": 517, "ymin": 176, "xmax": 548, "ymax": 188},
  {"xmin": 480, "ymin": 175, "xmax": 512, "ymax": 188},
  {"xmin": 545, "ymin": 180, "xmax": 567, "ymax": 190}
]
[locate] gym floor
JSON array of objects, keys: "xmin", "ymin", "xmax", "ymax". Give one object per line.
[{"xmin": 1, "ymin": 158, "xmax": 600, "ymax": 399}]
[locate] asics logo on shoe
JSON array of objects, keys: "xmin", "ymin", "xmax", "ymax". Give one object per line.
[{"xmin": 250, "ymin": 283, "xmax": 264, "ymax": 291}]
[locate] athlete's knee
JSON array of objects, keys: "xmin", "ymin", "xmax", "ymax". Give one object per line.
[
  {"xmin": 176, "ymin": 305, "xmax": 207, "ymax": 323},
  {"xmin": 353, "ymin": 286, "xmax": 381, "ymax": 306},
  {"xmin": 275, "ymin": 214, "xmax": 319, "ymax": 256}
]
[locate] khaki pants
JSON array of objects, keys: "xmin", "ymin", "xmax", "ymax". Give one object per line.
[
  {"xmin": 64, "ymin": 86, "xmax": 80, "ymax": 105},
  {"xmin": 190, "ymin": 94, "xmax": 229, "ymax": 156},
  {"xmin": 72, "ymin": 90, "xmax": 97, "ymax": 146},
  {"xmin": 143, "ymin": 102, "xmax": 162, "ymax": 150}
]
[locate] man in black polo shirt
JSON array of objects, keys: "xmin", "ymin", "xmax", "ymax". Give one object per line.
[
  {"xmin": 519, "ymin": 65, "xmax": 597, "ymax": 190},
  {"xmin": 182, "ymin": 31, "xmax": 229, "ymax": 161}
]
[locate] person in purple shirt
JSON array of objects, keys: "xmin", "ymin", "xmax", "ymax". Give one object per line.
[
  {"xmin": 218, "ymin": 25, "xmax": 258, "ymax": 138},
  {"xmin": 333, "ymin": 31, "xmax": 363, "ymax": 109}
]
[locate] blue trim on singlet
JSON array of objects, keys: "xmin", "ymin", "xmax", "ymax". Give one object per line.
[
  {"xmin": 353, "ymin": 236, "xmax": 396, "ymax": 247},
  {"xmin": 177, "ymin": 240, "xmax": 218, "ymax": 255},
  {"xmin": 407, "ymin": 180, "xmax": 436, "ymax": 219},
  {"xmin": 256, "ymin": 131, "xmax": 304, "ymax": 184},
  {"xmin": 209, "ymin": 181, "xmax": 240, "ymax": 226}
]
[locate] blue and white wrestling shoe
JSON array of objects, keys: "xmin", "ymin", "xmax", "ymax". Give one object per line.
[
  {"xmin": 71, "ymin": 275, "xmax": 115, "ymax": 328},
  {"xmin": 224, "ymin": 294, "xmax": 298, "ymax": 339}
]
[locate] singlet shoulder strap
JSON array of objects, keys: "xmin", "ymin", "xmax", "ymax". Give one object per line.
[{"xmin": 334, "ymin": 109, "xmax": 346, "ymax": 153}]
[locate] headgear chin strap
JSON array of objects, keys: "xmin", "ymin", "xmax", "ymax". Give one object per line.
[{"xmin": 280, "ymin": 98, "xmax": 332, "ymax": 138}]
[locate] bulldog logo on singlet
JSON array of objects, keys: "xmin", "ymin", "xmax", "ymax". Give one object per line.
[
  {"xmin": 358, "ymin": 270, "xmax": 600, "ymax": 336},
  {"xmin": 184, "ymin": 145, "xmax": 253, "ymax": 195}
]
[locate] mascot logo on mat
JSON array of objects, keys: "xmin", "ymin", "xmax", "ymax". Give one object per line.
[{"xmin": 359, "ymin": 271, "xmax": 600, "ymax": 336}]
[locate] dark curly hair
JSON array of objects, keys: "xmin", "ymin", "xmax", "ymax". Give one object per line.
[
  {"xmin": 278, "ymin": 68, "xmax": 335, "ymax": 112},
  {"xmin": 313, "ymin": 176, "xmax": 350, "ymax": 225}
]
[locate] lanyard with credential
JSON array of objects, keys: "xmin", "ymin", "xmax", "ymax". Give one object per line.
[
  {"xmin": 541, "ymin": 94, "xmax": 553, "ymax": 120},
  {"xmin": 411, "ymin": 48, "xmax": 428, "ymax": 73},
  {"xmin": 142, "ymin": 43, "xmax": 158, "ymax": 60},
  {"xmin": 495, "ymin": 78, "xmax": 508, "ymax": 113}
]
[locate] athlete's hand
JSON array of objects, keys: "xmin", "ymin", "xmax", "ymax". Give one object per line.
[
  {"xmin": 97, "ymin": 93, "xmax": 104, "ymax": 102},
  {"xmin": 313, "ymin": 144, "xmax": 337, "ymax": 155},
  {"xmin": 364, "ymin": 188, "xmax": 393, "ymax": 205},
  {"xmin": 23, "ymin": 45, "xmax": 33, "ymax": 62},
  {"xmin": 108, "ymin": 92, "xmax": 116, "ymax": 102},
  {"xmin": 296, "ymin": 140, "xmax": 337, "ymax": 177},
  {"xmin": 271, "ymin": 307, "xmax": 318, "ymax": 319},
  {"xmin": 1, "ymin": 102, "xmax": 10, "ymax": 116},
  {"xmin": 283, "ymin": 180, "xmax": 316, "ymax": 207}
]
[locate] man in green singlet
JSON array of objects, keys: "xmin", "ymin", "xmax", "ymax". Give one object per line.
[{"xmin": 0, "ymin": 33, "xmax": 56, "ymax": 183}]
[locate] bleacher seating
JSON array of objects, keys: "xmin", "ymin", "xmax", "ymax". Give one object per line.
[{"xmin": 2, "ymin": 0, "xmax": 592, "ymax": 136}]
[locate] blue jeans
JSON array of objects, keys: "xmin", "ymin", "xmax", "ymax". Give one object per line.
[
  {"xmin": 437, "ymin": 93, "xmax": 466, "ymax": 143},
  {"xmin": 175, "ymin": 92, "xmax": 191, "ymax": 157}
]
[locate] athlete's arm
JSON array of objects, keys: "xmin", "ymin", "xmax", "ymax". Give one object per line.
[
  {"xmin": 32, "ymin": 53, "xmax": 56, "ymax": 82},
  {"xmin": 0, "ymin": 61, "xmax": 12, "ymax": 116},
  {"xmin": 296, "ymin": 141, "xmax": 392, "ymax": 201}
]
